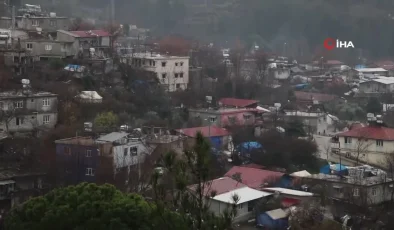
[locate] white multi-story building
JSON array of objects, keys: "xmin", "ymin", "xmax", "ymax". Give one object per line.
[{"xmin": 121, "ymin": 52, "xmax": 190, "ymax": 92}]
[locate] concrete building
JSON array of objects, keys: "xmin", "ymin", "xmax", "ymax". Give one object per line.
[
  {"xmin": 356, "ymin": 68, "xmax": 389, "ymax": 78},
  {"xmin": 188, "ymin": 177, "xmax": 272, "ymax": 222},
  {"xmin": 20, "ymin": 39, "xmax": 74, "ymax": 60},
  {"xmin": 55, "ymin": 132, "xmax": 156, "ymax": 186},
  {"xmin": 120, "ymin": 52, "xmax": 190, "ymax": 92},
  {"xmin": 175, "ymin": 125, "xmax": 231, "ymax": 149},
  {"xmin": 359, "ymin": 77, "xmax": 394, "ymax": 94},
  {"xmin": 305, "ymin": 169, "xmax": 393, "ymax": 205},
  {"xmin": 332, "ymin": 124, "xmax": 394, "ymax": 167},
  {"xmin": 283, "ymin": 111, "xmax": 333, "ymax": 135},
  {"xmin": 57, "ymin": 30, "xmax": 112, "ymax": 59},
  {"xmin": 0, "ymin": 90, "xmax": 58, "ymax": 133}
]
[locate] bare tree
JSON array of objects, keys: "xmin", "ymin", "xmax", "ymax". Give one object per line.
[{"xmin": 0, "ymin": 102, "xmax": 16, "ymax": 133}]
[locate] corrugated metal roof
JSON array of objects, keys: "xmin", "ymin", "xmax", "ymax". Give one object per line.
[
  {"xmin": 337, "ymin": 126, "xmax": 394, "ymax": 141},
  {"xmin": 225, "ymin": 166, "xmax": 284, "ymax": 189},
  {"xmin": 69, "ymin": 30, "xmax": 111, "ymax": 38},
  {"xmin": 263, "ymin": 187, "xmax": 314, "ymax": 197},
  {"xmin": 356, "ymin": 68, "xmax": 388, "ymax": 72},
  {"xmin": 212, "ymin": 186, "xmax": 272, "ymax": 204},
  {"xmin": 97, "ymin": 132, "xmax": 128, "ymax": 142},
  {"xmin": 219, "ymin": 98, "xmax": 258, "ymax": 108},
  {"xmin": 188, "ymin": 177, "xmax": 246, "ymax": 196},
  {"xmin": 78, "ymin": 91, "xmax": 102, "ymax": 100}
]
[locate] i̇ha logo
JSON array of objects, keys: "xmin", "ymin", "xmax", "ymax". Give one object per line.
[{"xmin": 324, "ymin": 38, "xmax": 354, "ymax": 50}]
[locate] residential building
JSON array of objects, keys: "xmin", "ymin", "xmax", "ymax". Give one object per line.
[
  {"xmin": 282, "ymin": 111, "xmax": 333, "ymax": 135},
  {"xmin": 218, "ymin": 98, "xmax": 258, "ymax": 109},
  {"xmin": 188, "ymin": 108, "xmax": 263, "ymax": 128},
  {"xmin": 0, "ymin": 169, "xmax": 48, "ymax": 211},
  {"xmin": 356, "ymin": 68, "xmax": 389, "ymax": 78},
  {"xmin": 175, "ymin": 125, "xmax": 231, "ymax": 149},
  {"xmin": 0, "ymin": 5, "xmax": 70, "ymax": 32},
  {"xmin": 359, "ymin": 77, "xmax": 394, "ymax": 94},
  {"xmin": 332, "ymin": 124, "xmax": 394, "ymax": 167},
  {"xmin": 120, "ymin": 52, "xmax": 190, "ymax": 92},
  {"xmin": 57, "ymin": 30, "xmax": 112, "ymax": 59},
  {"xmin": 0, "ymin": 90, "xmax": 58, "ymax": 133},
  {"xmin": 20, "ymin": 39, "xmax": 74, "ymax": 61},
  {"xmin": 373, "ymin": 60, "xmax": 394, "ymax": 77},
  {"xmin": 188, "ymin": 177, "xmax": 272, "ymax": 222},
  {"xmin": 305, "ymin": 170, "xmax": 393, "ymax": 205},
  {"xmin": 55, "ymin": 132, "xmax": 156, "ymax": 186}
]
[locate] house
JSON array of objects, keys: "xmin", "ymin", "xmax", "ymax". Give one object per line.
[
  {"xmin": 294, "ymin": 91, "xmax": 337, "ymax": 105},
  {"xmin": 332, "ymin": 124, "xmax": 394, "ymax": 167},
  {"xmin": 0, "ymin": 169, "xmax": 48, "ymax": 211},
  {"xmin": 188, "ymin": 177, "xmax": 272, "ymax": 222},
  {"xmin": 0, "ymin": 5, "xmax": 70, "ymax": 33},
  {"xmin": 359, "ymin": 77, "xmax": 394, "ymax": 94},
  {"xmin": 120, "ymin": 52, "xmax": 190, "ymax": 92},
  {"xmin": 20, "ymin": 39, "xmax": 74, "ymax": 61},
  {"xmin": 356, "ymin": 68, "xmax": 389, "ymax": 78},
  {"xmin": 54, "ymin": 132, "xmax": 156, "ymax": 186},
  {"xmin": 282, "ymin": 111, "xmax": 333, "ymax": 135},
  {"xmin": 0, "ymin": 90, "xmax": 58, "ymax": 133},
  {"xmin": 224, "ymin": 166, "xmax": 287, "ymax": 189},
  {"xmin": 57, "ymin": 30, "xmax": 112, "ymax": 59},
  {"xmin": 76, "ymin": 91, "xmax": 103, "ymax": 103},
  {"xmin": 304, "ymin": 170, "xmax": 393, "ymax": 205},
  {"xmin": 188, "ymin": 108, "xmax": 263, "ymax": 127},
  {"xmin": 175, "ymin": 126, "xmax": 231, "ymax": 149},
  {"xmin": 373, "ymin": 60, "xmax": 394, "ymax": 77},
  {"xmin": 218, "ymin": 98, "xmax": 258, "ymax": 108}
]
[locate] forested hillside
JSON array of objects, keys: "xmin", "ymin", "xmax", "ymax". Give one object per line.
[{"xmin": 32, "ymin": 0, "xmax": 394, "ymax": 58}]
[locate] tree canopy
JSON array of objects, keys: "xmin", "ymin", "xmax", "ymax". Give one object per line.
[
  {"xmin": 94, "ymin": 111, "xmax": 119, "ymax": 130},
  {"xmin": 5, "ymin": 183, "xmax": 186, "ymax": 230}
]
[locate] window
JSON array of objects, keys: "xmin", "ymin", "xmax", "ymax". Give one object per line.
[
  {"xmin": 130, "ymin": 147, "xmax": 138, "ymax": 156},
  {"xmin": 209, "ymin": 116, "xmax": 216, "ymax": 123},
  {"xmin": 64, "ymin": 146, "xmax": 71, "ymax": 155},
  {"xmin": 175, "ymin": 62, "xmax": 178, "ymax": 66},
  {"xmin": 176, "ymin": 84, "xmax": 181, "ymax": 89},
  {"xmin": 180, "ymin": 73, "xmax": 184, "ymax": 78},
  {"xmin": 372, "ymin": 187, "xmax": 377, "ymax": 196},
  {"xmin": 353, "ymin": 188, "xmax": 359, "ymax": 196},
  {"xmin": 15, "ymin": 117, "xmax": 24, "ymax": 126},
  {"xmin": 162, "ymin": 73, "xmax": 167, "ymax": 79},
  {"xmin": 333, "ymin": 185, "xmax": 343, "ymax": 194},
  {"xmin": 15, "ymin": 101, "xmax": 23, "ymax": 108},
  {"xmin": 86, "ymin": 150, "xmax": 92, "ymax": 157},
  {"xmin": 50, "ymin": 20, "xmax": 56, "ymax": 26},
  {"xmin": 142, "ymin": 59, "xmax": 145, "ymax": 65},
  {"xmin": 243, "ymin": 114, "xmax": 252, "ymax": 120},
  {"xmin": 149, "ymin": 60, "xmax": 152, "ymax": 66},
  {"xmin": 180, "ymin": 62, "xmax": 184, "ymax": 66},
  {"xmin": 175, "ymin": 73, "xmax": 179, "ymax": 78},
  {"xmin": 45, "ymin": 44, "xmax": 52, "ymax": 51},
  {"xmin": 238, "ymin": 203, "xmax": 243, "ymax": 209},
  {"xmin": 43, "ymin": 115, "xmax": 50, "ymax": 124},
  {"xmin": 26, "ymin": 43, "xmax": 33, "ymax": 50},
  {"xmin": 85, "ymin": 168, "xmax": 95, "ymax": 176},
  {"xmin": 376, "ymin": 140, "xmax": 383, "ymax": 147},
  {"xmin": 32, "ymin": 19, "xmax": 39, "ymax": 26},
  {"xmin": 42, "ymin": 98, "xmax": 50, "ymax": 107},
  {"xmin": 123, "ymin": 148, "xmax": 128, "ymax": 156},
  {"xmin": 161, "ymin": 62, "xmax": 166, "ymax": 67},
  {"xmin": 248, "ymin": 200, "xmax": 256, "ymax": 212},
  {"xmin": 0, "ymin": 102, "xmax": 3, "ymax": 109},
  {"xmin": 345, "ymin": 137, "xmax": 352, "ymax": 144},
  {"xmin": 152, "ymin": 61, "xmax": 155, "ymax": 66}
]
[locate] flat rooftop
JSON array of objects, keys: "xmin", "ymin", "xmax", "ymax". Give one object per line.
[{"xmin": 306, "ymin": 173, "xmax": 392, "ymax": 186}]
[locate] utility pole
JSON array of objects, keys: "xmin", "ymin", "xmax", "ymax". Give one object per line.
[
  {"xmin": 110, "ymin": 0, "xmax": 115, "ymax": 26},
  {"xmin": 11, "ymin": 5, "xmax": 15, "ymax": 48}
]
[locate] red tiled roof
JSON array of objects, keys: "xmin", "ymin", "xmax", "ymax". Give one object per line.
[
  {"xmin": 176, "ymin": 126, "xmax": 230, "ymax": 137},
  {"xmin": 374, "ymin": 60, "xmax": 394, "ymax": 70},
  {"xmin": 294, "ymin": 91, "xmax": 337, "ymax": 102},
  {"xmin": 326, "ymin": 60, "xmax": 343, "ymax": 65},
  {"xmin": 219, "ymin": 98, "xmax": 258, "ymax": 108},
  {"xmin": 188, "ymin": 177, "xmax": 246, "ymax": 196},
  {"xmin": 242, "ymin": 164, "xmax": 265, "ymax": 169},
  {"xmin": 337, "ymin": 126, "xmax": 394, "ymax": 141},
  {"xmin": 281, "ymin": 198, "xmax": 300, "ymax": 207},
  {"xmin": 69, "ymin": 30, "xmax": 111, "ymax": 38},
  {"xmin": 224, "ymin": 166, "xmax": 284, "ymax": 190}
]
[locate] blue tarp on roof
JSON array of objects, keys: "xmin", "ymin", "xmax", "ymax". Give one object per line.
[
  {"xmin": 239, "ymin": 141, "xmax": 262, "ymax": 150},
  {"xmin": 256, "ymin": 213, "xmax": 288, "ymax": 229},
  {"xmin": 320, "ymin": 164, "xmax": 347, "ymax": 175},
  {"xmin": 294, "ymin": 83, "xmax": 309, "ymax": 89}
]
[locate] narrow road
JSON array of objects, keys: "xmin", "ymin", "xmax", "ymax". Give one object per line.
[{"xmin": 313, "ymin": 135, "xmax": 358, "ymax": 166}]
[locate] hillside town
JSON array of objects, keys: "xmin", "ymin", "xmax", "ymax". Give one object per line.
[{"xmin": 1, "ymin": 2, "xmax": 394, "ymax": 230}]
